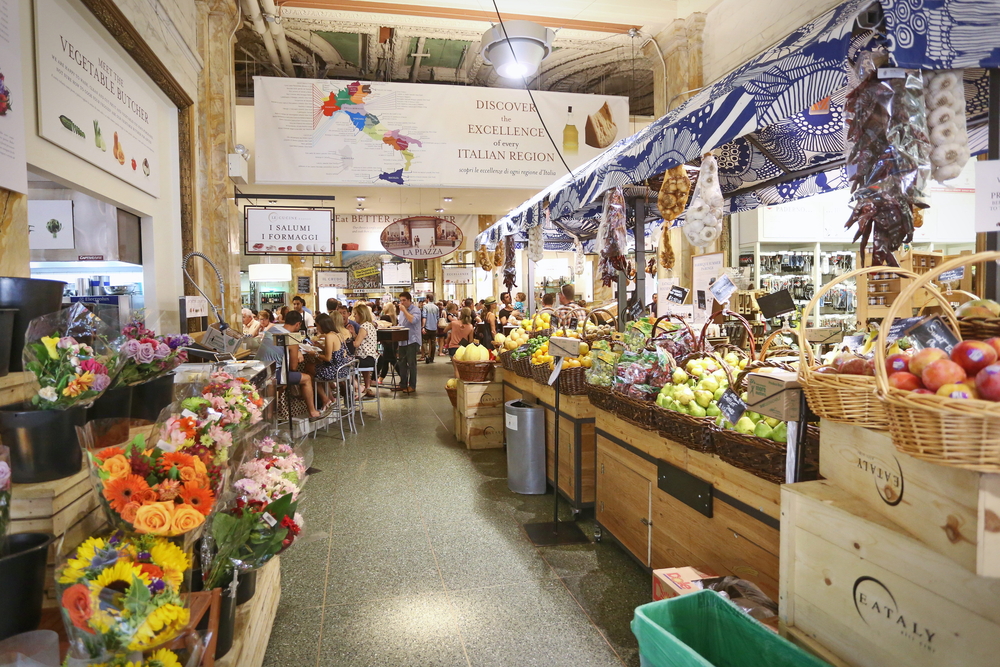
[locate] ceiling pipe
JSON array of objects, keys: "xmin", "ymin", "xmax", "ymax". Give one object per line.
[
  {"xmin": 258, "ymin": 0, "xmax": 296, "ymax": 76},
  {"xmin": 240, "ymin": 0, "xmax": 282, "ymax": 75}
]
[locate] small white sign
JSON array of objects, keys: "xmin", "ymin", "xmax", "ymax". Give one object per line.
[
  {"xmin": 505, "ymin": 413, "xmax": 517, "ymax": 431},
  {"xmin": 710, "ymin": 273, "xmax": 738, "ymax": 305},
  {"xmin": 975, "ymin": 160, "xmax": 1000, "ymax": 233},
  {"xmin": 443, "ymin": 266, "xmax": 474, "ymax": 285},
  {"xmin": 316, "ymin": 270, "xmax": 348, "ymax": 288},
  {"xmin": 185, "ymin": 296, "xmax": 209, "ymax": 318},
  {"xmin": 28, "ymin": 200, "xmax": 75, "ymax": 249},
  {"xmin": 246, "ymin": 207, "xmax": 333, "ymax": 254}
]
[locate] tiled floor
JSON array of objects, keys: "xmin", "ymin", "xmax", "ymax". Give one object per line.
[{"xmin": 263, "ymin": 361, "xmax": 651, "ymax": 667}]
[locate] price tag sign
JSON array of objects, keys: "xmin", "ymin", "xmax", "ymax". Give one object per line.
[
  {"xmin": 547, "ymin": 357, "xmax": 563, "ymax": 386},
  {"xmin": 718, "ymin": 389, "xmax": 747, "ymax": 425},
  {"xmin": 667, "ymin": 286, "xmax": 690, "ymax": 304},
  {"xmin": 937, "ymin": 267, "xmax": 965, "ymax": 284},
  {"xmin": 905, "ymin": 315, "xmax": 961, "ymax": 354},
  {"xmin": 842, "ymin": 334, "xmax": 865, "ymax": 353},
  {"xmin": 756, "ymin": 289, "xmax": 795, "ymax": 319},
  {"xmin": 885, "ymin": 317, "xmax": 923, "ymax": 345},
  {"xmin": 184, "ymin": 296, "xmax": 209, "ymax": 319},
  {"xmin": 709, "ymin": 273, "xmax": 737, "ymax": 306}
]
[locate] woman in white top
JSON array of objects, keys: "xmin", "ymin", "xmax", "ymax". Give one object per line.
[{"xmin": 352, "ymin": 303, "xmax": 379, "ymax": 397}]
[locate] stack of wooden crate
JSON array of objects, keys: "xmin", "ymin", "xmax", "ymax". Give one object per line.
[
  {"xmin": 453, "ymin": 376, "xmax": 505, "ymax": 449},
  {"xmin": 780, "ymin": 420, "xmax": 1000, "ymax": 667}
]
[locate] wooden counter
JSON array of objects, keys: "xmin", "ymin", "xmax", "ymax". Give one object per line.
[
  {"xmin": 503, "ymin": 372, "xmax": 596, "ymax": 510},
  {"xmin": 594, "ymin": 409, "xmax": 780, "ymax": 599}
]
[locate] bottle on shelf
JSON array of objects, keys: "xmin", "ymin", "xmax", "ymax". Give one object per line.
[{"xmin": 563, "ymin": 106, "xmax": 578, "ymax": 156}]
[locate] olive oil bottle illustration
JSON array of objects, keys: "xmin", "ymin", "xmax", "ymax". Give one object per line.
[{"xmin": 562, "ymin": 106, "xmax": 578, "ymax": 156}]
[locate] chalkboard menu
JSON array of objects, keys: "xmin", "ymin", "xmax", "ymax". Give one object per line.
[{"xmin": 297, "ymin": 276, "xmax": 311, "ymax": 294}]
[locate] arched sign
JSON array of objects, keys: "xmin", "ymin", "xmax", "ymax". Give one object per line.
[{"xmin": 380, "ymin": 216, "xmax": 463, "ymax": 260}]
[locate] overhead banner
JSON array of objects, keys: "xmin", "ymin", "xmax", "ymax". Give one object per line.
[
  {"xmin": 34, "ymin": 0, "xmax": 161, "ymax": 196},
  {"xmin": 245, "ymin": 207, "xmax": 333, "ymax": 254},
  {"xmin": 336, "ymin": 213, "xmax": 477, "ymax": 251},
  {"xmin": 381, "ymin": 216, "xmax": 462, "ymax": 260},
  {"xmin": 254, "ymin": 76, "xmax": 629, "ymax": 188},
  {"xmin": 0, "ymin": 0, "xmax": 26, "ymax": 193}
]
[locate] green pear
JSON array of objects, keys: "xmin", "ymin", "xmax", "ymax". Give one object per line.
[
  {"xmin": 771, "ymin": 422, "xmax": 788, "ymax": 443},
  {"xmin": 713, "ymin": 387, "xmax": 726, "ymax": 401},
  {"xmin": 739, "ymin": 358, "xmax": 748, "ymax": 369},
  {"xmin": 706, "ymin": 404, "xmax": 721, "ymax": 417},
  {"xmin": 734, "ymin": 416, "xmax": 756, "ymax": 434},
  {"xmin": 754, "ymin": 422, "xmax": 773, "ymax": 439},
  {"xmin": 723, "ymin": 353, "xmax": 739, "ymax": 366},
  {"xmin": 675, "ymin": 386, "xmax": 695, "ymax": 406},
  {"xmin": 699, "ymin": 377, "xmax": 720, "ymax": 393},
  {"xmin": 656, "ymin": 394, "xmax": 667, "ymax": 408},
  {"xmin": 740, "ymin": 392, "xmax": 749, "ymax": 402},
  {"xmin": 660, "ymin": 384, "xmax": 675, "ymax": 397},
  {"xmin": 745, "ymin": 411, "xmax": 761, "ymax": 423},
  {"xmin": 688, "ymin": 403, "xmax": 707, "ymax": 418},
  {"xmin": 672, "ymin": 368, "xmax": 689, "ymax": 385},
  {"xmin": 764, "ymin": 417, "xmax": 781, "ymax": 428},
  {"xmin": 675, "ymin": 402, "xmax": 689, "ymax": 415},
  {"xmin": 694, "ymin": 390, "xmax": 713, "ymax": 408},
  {"xmin": 715, "ymin": 415, "xmax": 726, "ymax": 428}
]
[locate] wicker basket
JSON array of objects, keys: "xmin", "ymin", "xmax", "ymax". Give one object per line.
[
  {"xmin": 586, "ymin": 382, "xmax": 616, "ymax": 412},
  {"xmin": 610, "ymin": 390, "xmax": 657, "ymax": 429},
  {"xmin": 957, "ymin": 316, "xmax": 1000, "ymax": 341},
  {"xmin": 530, "ymin": 361, "xmax": 552, "ymax": 386},
  {"xmin": 710, "ymin": 423, "xmax": 820, "ymax": 485},
  {"xmin": 582, "ymin": 307, "xmax": 618, "ymax": 344},
  {"xmin": 446, "ymin": 385, "xmax": 457, "ymax": 408},
  {"xmin": 696, "ymin": 309, "xmax": 758, "ymax": 361},
  {"xmin": 653, "ymin": 406, "xmax": 714, "ymax": 453},
  {"xmin": 453, "ymin": 359, "xmax": 496, "ymax": 383},
  {"xmin": 798, "ymin": 266, "xmax": 920, "ymax": 430},
  {"xmin": 557, "ymin": 365, "xmax": 588, "ymax": 396},
  {"xmin": 513, "ymin": 355, "xmax": 532, "ymax": 378},
  {"xmin": 875, "ymin": 252, "xmax": 1000, "ymax": 472},
  {"xmin": 499, "ymin": 348, "xmax": 515, "ymax": 371}
]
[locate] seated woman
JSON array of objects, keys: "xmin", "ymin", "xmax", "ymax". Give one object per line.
[
  {"xmin": 313, "ymin": 312, "xmax": 354, "ymax": 410},
  {"xmin": 352, "ymin": 302, "xmax": 379, "ymax": 398},
  {"xmin": 257, "ymin": 309, "xmax": 274, "ymax": 336}
]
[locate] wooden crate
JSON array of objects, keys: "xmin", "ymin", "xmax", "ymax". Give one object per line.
[
  {"xmin": 0, "ymin": 372, "xmax": 36, "ymax": 407},
  {"xmin": 461, "ymin": 413, "xmax": 504, "ymax": 450},
  {"xmin": 820, "ymin": 420, "xmax": 1000, "ymax": 577},
  {"xmin": 780, "ymin": 480, "xmax": 1000, "ymax": 667},
  {"xmin": 454, "ymin": 407, "xmax": 465, "ymax": 443},
  {"xmin": 457, "ymin": 380, "xmax": 505, "ymax": 417},
  {"xmin": 217, "ymin": 559, "xmax": 282, "ymax": 667}
]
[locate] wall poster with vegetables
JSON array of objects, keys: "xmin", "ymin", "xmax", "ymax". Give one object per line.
[
  {"xmin": 34, "ymin": 0, "xmax": 160, "ymax": 197},
  {"xmin": 27, "ymin": 199, "xmax": 74, "ymax": 249}
]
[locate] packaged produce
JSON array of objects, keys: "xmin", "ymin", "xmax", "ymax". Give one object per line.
[
  {"xmin": 656, "ymin": 164, "xmax": 691, "ymax": 223},
  {"xmin": 502, "ymin": 236, "xmax": 517, "ymax": 291},
  {"xmin": 923, "ymin": 69, "xmax": 969, "ymax": 183},
  {"xmin": 627, "ymin": 384, "xmax": 659, "ymax": 402},
  {"xmin": 586, "ymin": 349, "xmax": 621, "ymax": 387},
  {"xmin": 597, "ymin": 187, "xmax": 629, "ymax": 286},
  {"xmin": 527, "ymin": 223, "xmax": 544, "ymax": 262},
  {"xmin": 681, "ymin": 154, "xmax": 724, "ymax": 247}
]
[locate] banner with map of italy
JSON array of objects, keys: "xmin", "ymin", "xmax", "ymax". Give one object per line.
[{"xmin": 253, "ymin": 77, "xmax": 628, "ymax": 189}]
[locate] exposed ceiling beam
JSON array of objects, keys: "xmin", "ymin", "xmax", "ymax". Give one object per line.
[{"xmin": 276, "ymin": 0, "xmax": 641, "ymax": 33}]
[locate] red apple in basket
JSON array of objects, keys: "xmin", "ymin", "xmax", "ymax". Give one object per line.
[
  {"xmin": 910, "ymin": 348, "xmax": 948, "ymax": 378},
  {"xmin": 888, "ymin": 372, "xmax": 923, "ymax": 391},
  {"xmin": 983, "ymin": 338, "xmax": 1000, "ymax": 360},
  {"xmin": 840, "ymin": 358, "xmax": 873, "ymax": 376},
  {"xmin": 831, "ymin": 352, "xmax": 857, "ymax": 371},
  {"xmin": 912, "ymin": 388, "xmax": 934, "ymax": 395},
  {"xmin": 885, "ymin": 353, "xmax": 910, "ymax": 375},
  {"xmin": 950, "ymin": 340, "xmax": 997, "ymax": 375},
  {"xmin": 921, "ymin": 359, "xmax": 967, "ymax": 392},
  {"xmin": 975, "ymin": 365, "xmax": 1000, "ymax": 401}
]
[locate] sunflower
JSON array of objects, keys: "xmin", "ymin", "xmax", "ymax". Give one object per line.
[
  {"xmin": 149, "ymin": 540, "xmax": 190, "ymax": 589},
  {"xmin": 146, "ymin": 648, "xmax": 183, "ymax": 667},
  {"xmin": 128, "ymin": 603, "xmax": 189, "ymax": 651},
  {"xmin": 178, "ymin": 482, "xmax": 214, "ymax": 516},
  {"xmin": 103, "ymin": 474, "xmax": 152, "ymax": 513},
  {"xmin": 89, "ymin": 560, "xmax": 149, "ymax": 599},
  {"xmin": 59, "ymin": 536, "xmax": 112, "ymax": 584}
]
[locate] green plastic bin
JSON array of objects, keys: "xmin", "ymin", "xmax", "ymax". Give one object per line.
[{"xmin": 631, "ymin": 590, "xmax": 831, "ymax": 667}]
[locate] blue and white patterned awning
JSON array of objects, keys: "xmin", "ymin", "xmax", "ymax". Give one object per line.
[{"xmin": 476, "ymin": 0, "xmax": 999, "ymax": 249}]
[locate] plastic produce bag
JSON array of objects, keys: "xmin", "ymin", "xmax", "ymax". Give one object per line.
[
  {"xmin": 703, "ymin": 576, "xmax": 778, "ymax": 621},
  {"xmin": 0, "ymin": 630, "xmax": 60, "ymax": 667},
  {"xmin": 112, "ymin": 315, "xmax": 191, "ymax": 388},
  {"xmin": 682, "ymin": 155, "xmax": 724, "ymax": 247},
  {"xmin": 22, "ymin": 302, "xmax": 125, "ymax": 410},
  {"xmin": 923, "ymin": 69, "xmax": 969, "ymax": 183}
]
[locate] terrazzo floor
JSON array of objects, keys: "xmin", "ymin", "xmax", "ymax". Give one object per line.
[{"xmin": 262, "ymin": 361, "xmax": 651, "ymax": 667}]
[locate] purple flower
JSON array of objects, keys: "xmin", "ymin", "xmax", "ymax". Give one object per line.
[
  {"xmin": 165, "ymin": 334, "xmax": 193, "ymax": 350},
  {"xmin": 0, "ymin": 461, "xmax": 10, "ymax": 490},
  {"xmin": 123, "ymin": 339, "xmax": 141, "ymax": 360},
  {"xmin": 153, "ymin": 342, "xmax": 171, "ymax": 360},
  {"xmin": 91, "ymin": 374, "xmax": 111, "ymax": 392},
  {"xmin": 136, "ymin": 343, "xmax": 155, "ymax": 364}
]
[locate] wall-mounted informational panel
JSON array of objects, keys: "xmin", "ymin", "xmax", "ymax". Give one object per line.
[
  {"xmin": 336, "ymin": 213, "xmax": 478, "ymax": 252},
  {"xmin": 245, "ymin": 207, "xmax": 333, "ymax": 254},
  {"xmin": 380, "ymin": 216, "xmax": 462, "ymax": 260},
  {"xmin": 0, "ymin": 0, "xmax": 26, "ymax": 193},
  {"xmin": 691, "ymin": 252, "xmax": 724, "ymax": 326},
  {"xmin": 34, "ymin": 0, "xmax": 160, "ymax": 196},
  {"xmin": 254, "ymin": 76, "xmax": 628, "ymax": 189},
  {"xmin": 27, "ymin": 199, "xmax": 75, "ymax": 249},
  {"xmin": 381, "ymin": 261, "xmax": 412, "ymax": 287}
]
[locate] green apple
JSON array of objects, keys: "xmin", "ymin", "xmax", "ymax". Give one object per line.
[
  {"xmin": 688, "ymin": 403, "xmax": 707, "ymax": 418},
  {"xmin": 734, "ymin": 416, "xmax": 756, "ymax": 434},
  {"xmin": 706, "ymin": 404, "xmax": 721, "ymax": 417}
]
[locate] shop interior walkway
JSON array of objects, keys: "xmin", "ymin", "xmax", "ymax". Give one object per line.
[{"xmin": 263, "ymin": 362, "xmax": 651, "ymax": 667}]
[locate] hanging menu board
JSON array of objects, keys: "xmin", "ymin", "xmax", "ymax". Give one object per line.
[
  {"xmin": 316, "ymin": 270, "xmax": 348, "ymax": 288},
  {"xmin": 381, "ymin": 262, "xmax": 412, "ymax": 286}
]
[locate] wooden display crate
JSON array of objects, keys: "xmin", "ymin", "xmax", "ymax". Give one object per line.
[
  {"xmin": 780, "ymin": 480, "xmax": 1000, "ymax": 667},
  {"xmin": 455, "ymin": 412, "xmax": 504, "ymax": 449},
  {"xmin": 457, "ymin": 379, "xmax": 504, "ymax": 417},
  {"xmin": 820, "ymin": 420, "xmax": 1000, "ymax": 577},
  {"xmin": 216, "ymin": 558, "xmax": 282, "ymax": 667},
  {"xmin": 0, "ymin": 371, "xmax": 37, "ymax": 406}
]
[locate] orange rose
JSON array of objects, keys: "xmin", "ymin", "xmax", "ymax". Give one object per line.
[
  {"xmin": 170, "ymin": 504, "xmax": 205, "ymax": 535},
  {"xmin": 120, "ymin": 501, "xmax": 141, "ymax": 523},
  {"xmin": 135, "ymin": 487, "xmax": 159, "ymax": 504},
  {"xmin": 61, "ymin": 583, "xmax": 94, "ymax": 634},
  {"xmin": 178, "ymin": 466, "xmax": 198, "ymax": 483},
  {"xmin": 195, "ymin": 473, "xmax": 212, "ymax": 489},
  {"xmin": 101, "ymin": 454, "xmax": 132, "ymax": 479},
  {"xmin": 193, "ymin": 458, "xmax": 208, "ymax": 475},
  {"xmin": 133, "ymin": 502, "xmax": 174, "ymax": 535}
]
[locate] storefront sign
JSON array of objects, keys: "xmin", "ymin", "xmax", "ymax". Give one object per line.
[
  {"xmin": 245, "ymin": 207, "xmax": 333, "ymax": 254},
  {"xmin": 0, "ymin": 0, "xmax": 26, "ymax": 193},
  {"xmin": 254, "ymin": 76, "xmax": 628, "ymax": 189},
  {"xmin": 28, "ymin": 200, "xmax": 75, "ymax": 249},
  {"xmin": 316, "ymin": 270, "xmax": 348, "ymax": 288},
  {"xmin": 975, "ymin": 160, "xmax": 1000, "ymax": 233},
  {"xmin": 336, "ymin": 213, "xmax": 477, "ymax": 251},
  {"xmin": 381, "ymin": 217, "xmax": 462, "ymax": 260},
  {"xmin": 35, "ymin": 0, "xmax": 161, "ymax": 196},
  {"xmin": 443, "ymin": 266, "xmax": 474, "ymax": 285}
]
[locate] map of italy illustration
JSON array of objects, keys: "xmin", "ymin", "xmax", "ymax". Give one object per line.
[{"xmin": 317, "ymin": 81, "xmax": 422, "ymax": 185}]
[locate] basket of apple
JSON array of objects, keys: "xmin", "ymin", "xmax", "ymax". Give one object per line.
[
  {"xmin": 874, "ymin": 252, "xmax": 1000, "ymax": 472},
  {"xmin": 798, "ymin": 265, "xmax": 921, "ymax": 430}
]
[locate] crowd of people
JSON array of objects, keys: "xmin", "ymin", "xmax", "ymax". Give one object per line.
[{"xmin": 236, "ymin": 283, "xmax": 585, "ymax": 411}]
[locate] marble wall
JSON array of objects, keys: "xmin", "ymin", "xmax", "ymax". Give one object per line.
[{"xmin": 111, "ymin": 0, "xmax": 202, "ymax": 99}]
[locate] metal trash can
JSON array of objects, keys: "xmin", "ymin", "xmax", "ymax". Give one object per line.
[{"xmin": 505, "ymin": 400, "xmax": 546, "ymax": 494}]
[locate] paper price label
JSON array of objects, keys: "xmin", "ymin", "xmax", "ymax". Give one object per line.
[
  {"xmin": 709, "ymin": 273, "xmax": 737, "ymax": 306},
  {"xmin": 262, "ymin": 512, "xmax": 278, "ymax": 527},
  {"xmin": 878, "ymin": 67, "xmax": 907, "ymax": 79},
  {"xmin": 505, "ymin": 413, "xmax": 518, "ymax": 431}
]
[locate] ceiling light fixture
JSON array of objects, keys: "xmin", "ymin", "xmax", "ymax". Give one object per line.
[
  {"xmin": 356, "ymin": 196, "xmax": 366, "ymax": 202},
  {"xmin": 480, "ymin": 20, "xmax": 554, "ymax": 80},
  {"xmin": 356, "ymin": 207, "xmax": 365, "ymax": 212},
  {"xmin": 435, "ymin": 208, "xmax": 444, "ymax": 213},
  {"xmin": 443, "ymin": 197, "xmax": 453, "ymax": 202}
]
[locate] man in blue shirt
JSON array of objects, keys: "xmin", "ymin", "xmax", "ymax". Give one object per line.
[
  {"xmin": 394, "ymin": 291, "xmax": 422, "ymax": 393},
  {"xmin": 421, "ymin": 294, "xmax": 439, "ymax": 364}
]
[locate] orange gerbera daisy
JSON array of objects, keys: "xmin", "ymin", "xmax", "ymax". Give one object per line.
[
  {"xmin": 95, "ymin": 446, "xmax": 125, "ymax": 462},
  {"xmin": 102, "ymin": 474, "xmax": 152, "ymax": 513},
  {"xmin": 178, "ymin": 416, "xmax": 199, "ymax": 439},
  {"xmin": 178, "ymin": 482, "xmax": 215, "ymax": 516},
  {"xmin": 159, "ymin": 452, "xmax": 197, "ymax": 473}
]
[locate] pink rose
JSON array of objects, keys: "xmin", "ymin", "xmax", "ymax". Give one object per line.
[
  {"xmin": 153, "ymin": 342, "xmax": 170, "ymax": 360},
  {"xmin": 136, "ymin": 343, "xmax": 155, "ymax": 364},
  {"xmin": 80, "ymin": 359, "xmax": 106, "ymax": 375},
  {"xmin": 0, "ymin": 460, "xmax": 10, "ymax": 490},
  {"xmin": 124, "ymin": 339, "xmax": 141, "ymax": 360},
  {"xmin": 91, "ymin": 374, "xmax": 111, "ymax": 392}
]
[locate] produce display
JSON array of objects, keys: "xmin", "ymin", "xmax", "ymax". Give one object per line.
[
  {"xmin": 498, "ymin": 327, "xmax": 529, "ymax": 350},
  {"xmin": 453, "ymin": 342, "xmax": 493, "ymax": 362},
  {"xmin": 511, "ymin": 336, "xmax": 548, "ymax": 363},
  {"xmin": 884, "ymin": 339, "xmax": 1000, "ymax": 401},
  {"xmin": 523, "ymin": 310, "xmax": 553, "ymax": 334},
  {"xmin": 955, "ymin": 298, "xmax": 1000, "ymax": 320}
]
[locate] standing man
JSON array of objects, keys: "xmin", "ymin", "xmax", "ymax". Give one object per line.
[
  {"xmin": 395, "ymin": 291, "xmax": 421, "ymax": 393},
  {"xmin": 422, "ymin": 294, "xmax": 439, "ymax": 363},
  {"xmin": 291, "ymin": 296, "xmax": 315, "ymax": 328}
]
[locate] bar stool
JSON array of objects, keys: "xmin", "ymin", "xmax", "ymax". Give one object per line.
[
  {"xmin": 355, "ymin": 355, "xmax": 381, "ymax": 423},
  {"xmin": 319, "ymin": 359, "xmax": 357, "ymax": 439}
]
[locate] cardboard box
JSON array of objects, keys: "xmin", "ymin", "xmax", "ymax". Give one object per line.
[
  {"xmin": 653, "ymin": 565, "xmax": 779, "ymax": 632},
  {"xmin": 781, "ymin": 480, "xmax": 1000, "ymax": 667},
  {"xmin": 746, "ymin": 370, "xmax": 801, "ymax": 421}
]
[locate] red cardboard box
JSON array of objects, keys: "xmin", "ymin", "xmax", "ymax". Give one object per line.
[{"xmin": 652, "ymin": 566, "xmax": 722, "ymax": 600}]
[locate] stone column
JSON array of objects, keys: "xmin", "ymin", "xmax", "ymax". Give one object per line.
[{"xmin": 0, "ymin": 189, "xmax": 28, "ymax": 277}]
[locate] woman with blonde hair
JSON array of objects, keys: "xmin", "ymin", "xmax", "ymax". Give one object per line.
[{"xmin": 352, "ymin": 303, "xmax": 379, "ymax": 397}]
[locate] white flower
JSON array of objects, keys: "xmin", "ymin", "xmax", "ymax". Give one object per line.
[
  {"xmin": 70, "ymin": 356, "xmax": 81, "ymax": 368},
  {"xmin": 157, "ymin": 438, "xmax": 178, "ymax": 453},
  {"xmin": 38, "ymin": 386, "xmax": 58, "ymax": 402}
]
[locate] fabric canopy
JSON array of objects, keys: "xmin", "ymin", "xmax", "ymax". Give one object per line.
[{"xmin": 476, "ymin": 0, "xmax": 999, "ymax": 250}]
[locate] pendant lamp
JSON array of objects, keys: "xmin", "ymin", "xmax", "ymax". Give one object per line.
[{"xmin": 480, "ymin": 20, "xmax": 555, "ymax": 79}]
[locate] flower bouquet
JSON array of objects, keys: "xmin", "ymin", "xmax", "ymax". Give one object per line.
[
  {"xmin": 200, "ymin": 372, "xmax": 264, "ymax": 430},
  {"xmin": 23, "ymin": 303, "xmax": 124, "ymax": 410},
  {"xmin": 112, "ymin": 320, "xmax": 190, "ymax": 388},
  {"xmin": 57, "ymin": 532, "xmax": 192, "ymax": 659},
  {"xmin": 85, "ymin": 433, "xmax": 215, "ymax": 540},
  {"xmin": 232, "ymin": 435, "xmax": 310, "ymax": 504},
  {"xmin": 66, "ymin": 644, "xmax": 204, "ymax": 667},
  {"xmin": 0, "ymin": 445, "xmax": 10, "ymax": 554}
]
